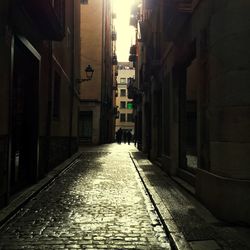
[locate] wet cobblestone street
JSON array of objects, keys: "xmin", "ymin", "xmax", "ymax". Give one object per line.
[{"xmin": 0, "ymin": 144, "xmax": 170, "ymax": 250}]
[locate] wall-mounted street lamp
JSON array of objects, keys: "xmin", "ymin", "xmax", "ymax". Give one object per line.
[{"xmin": 76, "ymin": 64, "xmax": 94, "ymax": 83}]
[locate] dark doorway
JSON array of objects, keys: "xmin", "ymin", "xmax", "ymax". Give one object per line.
[
  {"xmin": 10, "ymin": 37, "xmax": 40, "ymax": 194},
  {"xmin": 178, "ymin": 66, "xmax": 198, "ymax": 171},
  {"xmin": 79, "ymin": 111, "xmax": 93, "ymax": 143}
]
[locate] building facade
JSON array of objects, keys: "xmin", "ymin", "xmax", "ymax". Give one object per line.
[
  {"xmin": 132, "ymin": 0, "xmax": 250, "ymax": 224},
  {"xmin": 115, "ymin": 63, "xmax": 135, "ymax": 134},
  {"xmin": 0, "ymin": 0, "xmax": 80, "ymax": 208},
  {"xmin": 79, "ymin": 0, "xmax": 115, "ymax": 145}
]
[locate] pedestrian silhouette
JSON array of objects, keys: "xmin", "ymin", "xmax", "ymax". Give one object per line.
[
  {"xmin": 116, "ymin": 128, "xmax": 122, "ymax": 144},
  {"xmin": 123, "ymin": 130, "xmax": 127, "ymax": 144},
  {"xmin": 134, "ymin": 130, "xmax": 137, "ymax": 146},
  {"xmin": 127, "ymin": 130, "xmax": 132, "ymax": 145}
]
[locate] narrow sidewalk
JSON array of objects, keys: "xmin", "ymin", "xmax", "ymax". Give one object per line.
[{"xmin": 130, "ymin": 151, "xmax": 250, "ymax": 250}]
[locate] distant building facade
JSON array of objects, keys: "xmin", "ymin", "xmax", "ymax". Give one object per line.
[
  {"xmin": 79, "ymin": 0, "xmax": 115, "ymax": 144},
  {"xmin": 131, "ymin": 0, "xmax": 250, "ymax": 224},
  {"xmin": 115, "ymin": 63, "xmax": 135, "ymax": 134},
  {"xmin": 0, "ymin": 0, "xmax": 80, "ymax": 207}
]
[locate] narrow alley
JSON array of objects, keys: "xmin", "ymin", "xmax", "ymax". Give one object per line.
[
  {"xmin": 0, "ymin": 144, "xmax": 169, "ymax": 250},
  {"xmin": 1, "ymin": 1, "xmax": 250, "ymax": 249}
]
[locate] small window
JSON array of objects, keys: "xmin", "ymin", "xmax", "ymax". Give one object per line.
[
  {"xmin": 120, "ymin": 89, "xmax": 126, "ymax": 96},
  {"xmin": 120, "ymin": 78, "xmax": 126, "ymax": 83},
  {"xmin": 120, "ymin": 113, "xmax": 126, "ymax": 122},
  {"xmin": 127, "ymin": 114, "xmax": 133, "ymax": 122},
  {"xmin": 80, "ymin": 0, "xmax": 88, "ymax": 4},
  {"xmin": 120, "ymin": 101, "xmax": 126, "ymax": 109}
]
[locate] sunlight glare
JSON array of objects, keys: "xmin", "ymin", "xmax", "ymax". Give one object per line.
[{"xmin": 112, "ymin": 0, "xmax": 136, "ymax": 62}]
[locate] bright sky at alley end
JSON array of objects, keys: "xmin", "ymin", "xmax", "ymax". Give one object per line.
[{"xmin": 112, "ymin": 0, "xmax": 136, "ymax": 62}]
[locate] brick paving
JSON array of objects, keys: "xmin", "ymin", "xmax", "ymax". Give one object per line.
[{"xmin": 0, "ymin": 144, "xmax": 170, "ymax": 250}]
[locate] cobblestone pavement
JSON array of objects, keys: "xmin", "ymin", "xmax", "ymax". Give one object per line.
[{"xmin": 0, "ymin": 144, "xmax": 170, "ymax": 250}]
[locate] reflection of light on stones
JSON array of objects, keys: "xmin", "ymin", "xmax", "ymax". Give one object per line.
[
  {"xmin": 187, "ymin": 155, "xmax": 198, "ymax": 168},
  {"xmin": 0, "ymin": 146, "xmax": 170, "ymax": 249},
  {"xmin": 80, "ymin": 223, "xmax": 102, "ymax": 231}
]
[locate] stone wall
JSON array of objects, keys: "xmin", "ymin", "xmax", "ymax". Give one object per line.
[
  {"xmin": 195, "ymin": 0, "xmax": 250, "ymax": 224},
  {"xmin": 49, "ymin": 136, "xmax": 78, "ymax": 169}
]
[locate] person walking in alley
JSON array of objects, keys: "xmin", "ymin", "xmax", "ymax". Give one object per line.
[
  {"xmin": 127, "ymin": 130, "xmax": 132, "ymax": 145},
  {"xmin": 123, "ymin": 130, "xmax": 127, "ymax": 144},
  {"xmin": 116, "ymin": 128, "xmax": 122, "ymax": 144}
]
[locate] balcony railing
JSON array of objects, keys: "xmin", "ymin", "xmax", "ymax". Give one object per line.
[
  {"xmin": 22, "ymin": 0, "xmax": 65, "ymax": 40},
  {"xmin": 130, "ymin": 45, "xmax": 136, "ymax": 55},
  {"xmin": 112, "ymin": 54, "xmax": 118, "ymax": 65},
  {"xmin": 129, "ymin": 45, "xmax": 137, "ymax": 64},
  {"xmin": 112, "ymin": 81, "xmax": 118, "ymax": 90},
  {"xmin": 163, "ymin": 1, "xmax": 189, "ymax": 41}
]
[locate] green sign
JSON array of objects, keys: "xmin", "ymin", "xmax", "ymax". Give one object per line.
[{"xmin": 127, "ymin": 102, "xmax": 133, "ymax": 109}]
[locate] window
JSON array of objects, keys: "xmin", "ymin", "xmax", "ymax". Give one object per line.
[
  {"xmin": 80, "ymin": 0, "xmax": 88, "ymax": 4},
  {"xmin": 120, "ymin": 89, "xmax": 126, "ymax": 96},
  {"xmin": 120, "ymin": 78, "xmax": 126, "ymax": 83},
  {"xmin": 79, "ymin": 111, "xmax": 92, "ymax": 141},
  {"xmin": 120, "ymin": 113, "xmax": 126, "ymax": 122},
  {"xmin": 53, "ymin": 72, "xmax": 61, "ymax": 119},
  {"xmin": 120, "ymin": 101, "xmax": 126, "ymax": 109},
  {"xmin": 127, "ymin": 114, "xmax": 133, "ymax": 122}
]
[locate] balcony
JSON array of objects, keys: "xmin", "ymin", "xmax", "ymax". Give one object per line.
[
  {"xmin": 112, "ymin": 82, "xmax": 117, "ymax": 90},
  {"xmin": 129, "ymin": 54, "xmax": 136, "ymax": 63},
  {"xmin": 128, "ymin": 85, "xmax": 142, "ymax": 104},
  {"xmin": 127, "ymin": 85, "xmax": 135, "ymax": 99},
  {"xmin": 112, "ymin": 31, "xmax": 117, "ymax": 41},
  {"xmin": 22, "ymin": 0, "xmax": 65, "ymax": 41},
  {"xmin": 129, "ymin": 45, "xmax": 137, "ymax": 65},
  {"xmin": 112, "ymin": 54, "xmax": 118, "ymax": 65},
  {"xmin": 127, "ymin": 77, "xmax": 140, "ymax": 100},
  {"xmin": 175, "ymin": 0, "xmax": 200, "ymax": 13},
  {"xmin": 130, "ymin": 45, "xmax": 136, "ymax": 55},
  {"xmin": 144, "ymin": 0, "xmax": 154, "ymax": 10},
  {"xmin": 164, "ymin": 0, "xmax": 200, "ymax": 41}
]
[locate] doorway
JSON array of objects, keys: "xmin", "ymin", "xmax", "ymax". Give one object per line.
[
  {"xmin": 178, "ymin": 65, "xmax": 198, "ymax": 171},
  {"xmin": 10, "ymin": 36, "xmax": 40, "ymax": 194},
  {"xmin": 79, "ymin": 111, "xmax": 93, "ymax": 143}
]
